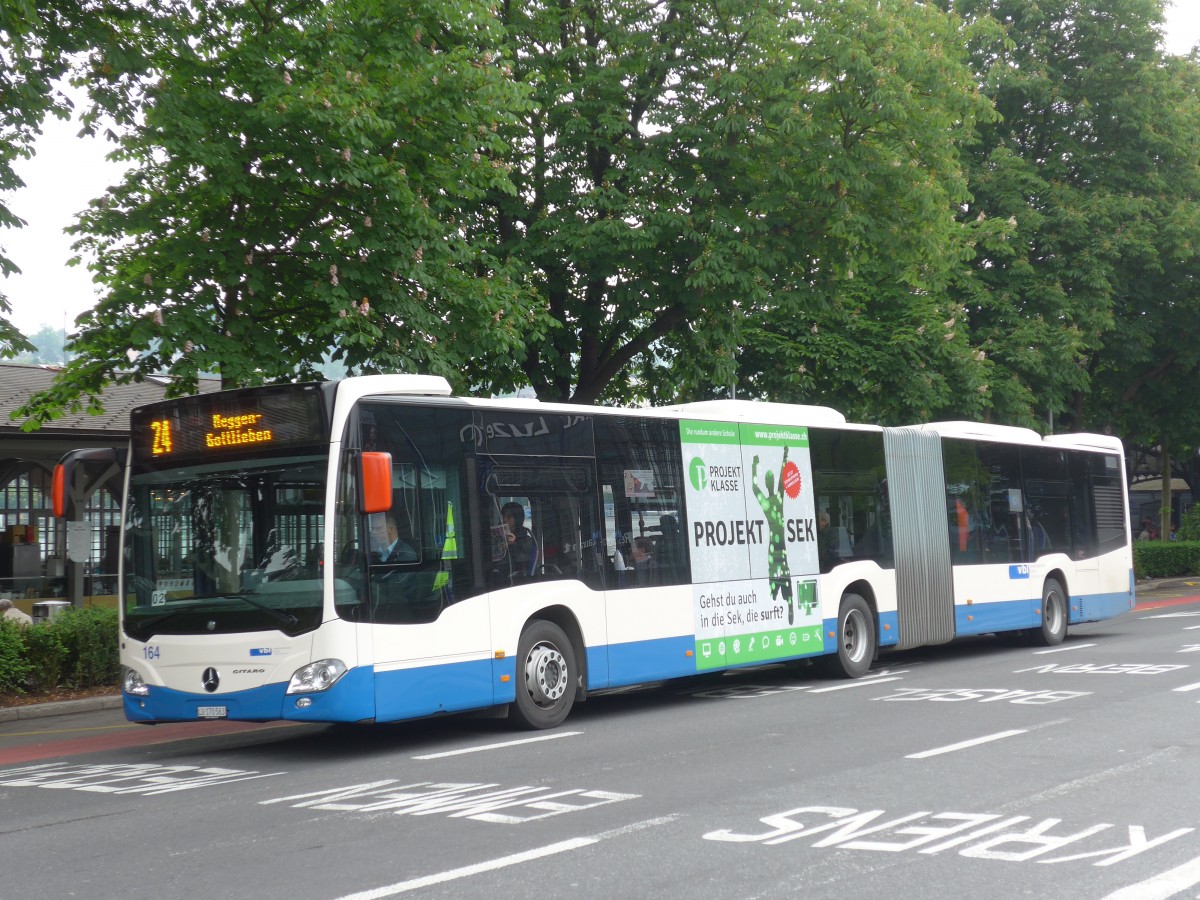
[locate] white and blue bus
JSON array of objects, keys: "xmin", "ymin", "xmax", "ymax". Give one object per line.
[{"xmin": 58, "ymin": 375, "xmax": 1134, "ymax": 729}]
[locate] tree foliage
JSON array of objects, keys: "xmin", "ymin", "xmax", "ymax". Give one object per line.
[
  {"xmin": 12, "ymin": 323, "xmax": 68, "ymax": 365},
  {"xmin": 465, "ymin": 0, "xmax": 995, "ymax": 414},
  {"xmin": 8, "ymin": 0, "xmax": 1200, "ymax": 450},
  {"xmin": 17, "ymin": 0, "xmax": 533, "ymax": 427},
  {"xmin": 952, "ymin": 0, "xmax": 1200, "ymax": 436},
  {"xmin": 0, "ymin": 0, "xmax": 87, "ymax": 357}
]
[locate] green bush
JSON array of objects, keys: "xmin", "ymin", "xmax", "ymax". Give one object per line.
[
  {"xmin": 1179, "ymin": 506, "xmax": 1200, "ymax": 542},
  {"xmin": 1134, "ymin": 540, "xmax": 1200, "ymax": 578},
  {"xmin": 0, "ymin": 619, "xmax": 32, "ymax": 694},
  {"xmin": 23, "ymin": 623, "xmax": 67, "ymax": 692},
  {"xmin": 0, "ymin": 606, "xmax": 120, "ymax": 696},
  {"xmin": 52, "ymin": 606, "xmax": 120, "ymax": 689}
]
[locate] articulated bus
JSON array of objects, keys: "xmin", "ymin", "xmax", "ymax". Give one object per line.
[{"xmin": 56, "ymin": 375, "xmax": 1134, "ymax": 729}]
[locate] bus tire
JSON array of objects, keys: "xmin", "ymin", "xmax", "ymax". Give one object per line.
[
  {"xmin": 1032, "ymin": 578, "xmax": 1068, "ymax": 646},
  {"xmin": 819, "ymin": 592, "xmax": 876, "ymax": 678},
  {"xmin": 511, "ymin": 620, "xmax": 577, "ymax": 729}
]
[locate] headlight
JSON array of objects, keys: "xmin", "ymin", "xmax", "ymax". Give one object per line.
[
  {"xmin": 122, "ymin": 666, "xmax": 149, "ymax": 697},
  {"xmin": 286, "ymin": 658, "xmax": 347, "ymax": 694}
]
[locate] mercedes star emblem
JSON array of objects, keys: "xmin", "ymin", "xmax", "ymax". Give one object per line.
[{"xmin": 201, "ymin": 667, "xmax": 220, "ymax": 692}]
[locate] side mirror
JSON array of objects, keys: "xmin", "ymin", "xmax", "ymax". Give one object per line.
[
  {"xmin": 360, "ymin": 451, "xmax": 393, "ymax": 514},
  {"xmin": 53, "ymin": 447, "xmax": 125, "ymax": 518},
  {"xmin": 52, "ymin": 464, "xmax": 67, "ymax": 517}
]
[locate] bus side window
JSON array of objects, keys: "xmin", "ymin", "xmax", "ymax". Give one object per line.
[{"xmin": 594, "ymin": 415, "xmax": 689, "ymax": 589}]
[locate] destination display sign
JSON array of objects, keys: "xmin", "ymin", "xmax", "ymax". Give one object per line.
[{"xmin": 130, "ymin": 385, "xmax": 327, "ymax": 465}]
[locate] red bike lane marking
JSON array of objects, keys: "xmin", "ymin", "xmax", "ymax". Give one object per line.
[
  {"xmin": 1137, "ymin": 594, "xmax": 1200, "ymax": 611},
  {"xmin": 0, "ymin": 720, "xmax": 299, "ymax": 767}
]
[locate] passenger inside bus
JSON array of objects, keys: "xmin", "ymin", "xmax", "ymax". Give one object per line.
[
  {"xmin": 501, "ymin": 502, "xmax": 537, "ymax": 576},
  {"xmin": 629, "ymin": 536, "xmax": 660, "ymax": 585}
]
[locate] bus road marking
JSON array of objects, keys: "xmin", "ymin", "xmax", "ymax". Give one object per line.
[
  {"xmin": 333, "ymin": 815, "xmax": 677, "ymax": 900},
  {"xmin": 262, "ymin": 780, "xmax": 639, "ymax": 823},
  {"xmin": 1034, "ymin": 642, "xmax": 1096, "ymax": 654},
  {"xmin": 413, "ymin": 731, "xmax": 582, "ymax": 759},
  {"xmin": 906, "ymin": 729, "xmax": 1028, "ymax": 759},
  {"xmin": 1100, "ymin": 853, "xmax": 1200, "ymax": 899}
]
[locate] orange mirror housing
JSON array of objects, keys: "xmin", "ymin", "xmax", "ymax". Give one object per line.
[
  {"xmin": 52, "ymin": 464, "xmax": 67, "ymax": 517},
  {"xmin": 361, "ymin": 451, "xmax": 393, "ymax": 514}
]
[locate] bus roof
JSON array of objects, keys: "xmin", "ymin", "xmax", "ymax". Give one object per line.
[{"xmin": 661, "ymin": 399, "xmax": 848, "ymax": 427}]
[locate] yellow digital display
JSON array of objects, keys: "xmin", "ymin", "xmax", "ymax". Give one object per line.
[
  {"xmin": 205, "ymin": 413, "xmax": 274, "ymax": 449},
  {"xmin": 150, "ymin": 419, "xmax": 174, "ymax": 455},
  {"xmin": 131, "ymin": 385, "xmax": 326, "ymax": 467}
]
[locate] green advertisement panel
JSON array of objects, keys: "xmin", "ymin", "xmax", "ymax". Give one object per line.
[
  {"xmin": 681, "ymin": 420, "xmax": 822, "ymax": 670},
  {"xmin": 694, "ymin": 578, "xmax": 824, "ymax": 670}
]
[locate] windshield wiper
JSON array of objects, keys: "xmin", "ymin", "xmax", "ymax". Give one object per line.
[
  {"xmin": 127, "ymin": 608, "xmax": 189, "ymax": 640},
  {"xmin": 128, "ymin": 591, "xmax": 299, "ymax": 640},
  {"xmin": 211, "ymin": 592, "xmax": 300, "ymax": 630}
]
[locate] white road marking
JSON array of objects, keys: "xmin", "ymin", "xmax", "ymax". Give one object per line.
[
  {"xmin": 1034, "ymin": 642, "xmax": 1096, "ymax": 654},
  {"xmin": 332, "ymin": 815, "xmax": 678, "ymax": 900},
  {"xmin": 906, "ymin": 729, "xmax": 1028, "ymax": 759},
  {"xmin": 807, "ymin": 676, "xmax": 904, "ymax": 693},
  {"xmin": 1100, "ymin": 853, "xmax": 1200, "ymax": 899},
  {"xmin": 412, "ymin": 731, "xmax": 582, "ymax": 760},
  {"xmin": 1172, "ymin": 682, "xmax": 1200, "ymax": 693}
]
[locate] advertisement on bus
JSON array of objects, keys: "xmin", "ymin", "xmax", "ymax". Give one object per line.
[{"xmin": 681, "ymin": 420, "xmax": 823, "ymax": 670}]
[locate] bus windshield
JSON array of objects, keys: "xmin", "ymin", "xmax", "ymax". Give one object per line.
[{"xmin": 123, "ymin": 457, "xmax": 329, "ymax": 640}]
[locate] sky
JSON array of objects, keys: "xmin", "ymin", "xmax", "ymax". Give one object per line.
[{"xmin": 4, "ymin": 5, "xmax": 1200, "ymax": 341}]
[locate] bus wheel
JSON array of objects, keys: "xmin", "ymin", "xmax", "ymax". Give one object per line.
[
  {"xmin": 1032, "ymin": 578, "xmax": 1068, "ymax": 646},
  {"xmin": 511, "ymin": 620, "xmax": 577, "ymax": 729},
  {"xmin": 820, "ymin": 593, "xmax": 876, "ymax": 678}
]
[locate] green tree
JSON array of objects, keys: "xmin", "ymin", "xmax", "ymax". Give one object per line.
[
  {"xmin": 1086, "ymin": 48, "xmax": 1200, "ymax": 539},
  {"xmin": 952, "ymin": 0, "xmax": 1196, "ymax": 431},
  {"xmin": 0, "ymin": 0, "xmax": 83, "ymax": 358},
  {"xmin": 466, "ymin": 0, "xmax": 994, "ymax": 411},
  {"xmin": 13, "ymin": 323, "xmax": 68, "ymax": 364},
  {"xmin": 17, "ymin": 0, "xmax": 532, "ymax": 428}
]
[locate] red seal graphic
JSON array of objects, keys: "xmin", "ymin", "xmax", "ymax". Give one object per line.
[{"xmin": 781, "ymin": 460, "xmax": 802, "ymax": 499}]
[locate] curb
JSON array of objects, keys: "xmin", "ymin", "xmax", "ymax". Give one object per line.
[{"xmin": 0, "ymin": 695, "xmax": 122, "ymax": 724}]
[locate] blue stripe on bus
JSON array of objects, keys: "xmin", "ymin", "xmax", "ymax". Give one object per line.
[
  {"xmin": 945, "ymin": 587, "xmax": 1135, "ymax": 638},
  {"xmin": 123, "ymin": 667, "xmax": 376, "ymax": 724},
  {"xmin": 955, "ymin": 599, "xmax": 1038, "ymax": 635},
  {"xmin": 374, "ymin": 658, "xmax": 495, "ymax": 723},
  {"xmin": 596, "ymin": 635, "xmax": 699, "ymax": 688},
  {"xmin": 878, "ymin": 610, "xmax": 900, "ymax": 647},
  {"xmin": 1071, "ymin": 588, "xmax": 1136, "ymax": 623}
]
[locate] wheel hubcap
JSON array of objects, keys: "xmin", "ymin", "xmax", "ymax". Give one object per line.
[
  {"xmin": 1046, "ymin": 590, "xmax": 1063, "ymax": 633},
  {"xmin": 525, "ymin": 641, "xmax": 567, "ymax": 706},
  {"xmin": 843, "ymin": 609, "xmax": 867, "ymax": 663}
]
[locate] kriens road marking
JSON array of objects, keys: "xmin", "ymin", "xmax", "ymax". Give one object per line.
[
  {"xmin": 906, "ymin": 729, "xmax": 1027, "ymax": 759},
  {"xmin": 1101, "ymin": 853, "xmax": 1200, "ymax": 899},
  {"xmin": 705, "ymin": 805, "xmax": 1192, "ymax": 867},
  {"xmin": 413, "ymin": 731, "xmax": 581, "ymax": 760},
  {"xmin": 1033, "ymin": 642, "xmax": 1096, "ymax": 654},
  {"xmin": 333, "ymin": 815, "xmax": 677, "ymax": 900}
]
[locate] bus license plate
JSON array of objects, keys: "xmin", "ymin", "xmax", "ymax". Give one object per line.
[{"xmin": 197, "ymin": 706, "xmax": 228, "ymax": 719}]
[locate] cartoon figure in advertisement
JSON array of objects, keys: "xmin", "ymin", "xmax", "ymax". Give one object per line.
[{"xmin": 752, "ymin": 448, "xmax": 795, "ymax": 624}]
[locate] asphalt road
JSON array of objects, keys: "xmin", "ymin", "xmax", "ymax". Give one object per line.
[{"xmin": 3, "ymin": 584, "xmax": 1200, "ymax": 900}]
